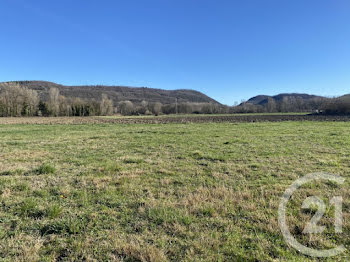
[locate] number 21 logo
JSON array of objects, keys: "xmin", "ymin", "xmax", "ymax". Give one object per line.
[
  {"xmin": 278, "ymin": 173, "xmax": 346, "ymax": 258},
  {"xmin": 302, "ymin": 196, "xmax": 343, "ymax": 234}
]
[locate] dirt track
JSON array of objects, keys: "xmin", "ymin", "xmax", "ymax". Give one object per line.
[{"xmin": 1, "ymin": 114, "xmax": 350, "ymax": 125}]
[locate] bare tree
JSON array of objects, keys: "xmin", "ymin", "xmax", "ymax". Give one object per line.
[
  {"xmin": 100, "ymin": 94, "xmax": 114, "ymax": 116},
  {"xmin": 202, "ymin": 103, "xmax": 214, "ymax": 114},
  {"xmin": 48, "ymin": 88, "xmax": 60, "ymax": 116},
  {"xmin": 0, "ymin": 83, "xmax": 23, "ymax": 116},
  {"xmin": 266, "ymin": 98, "xmax": 277, "ymax": 113},
  {"xmin": 118, "ymin": 100, "xmax": 134, "ymax": 115},
  {"xmin": 58, "ymin": 95, "xmax": 72, "ymax": 116},
  {"xmin": 21, "ymin": 88, "xmax": 39, "ymax": 116},
  {"xmin": 0, "ymin": 83, "xmax": 40, "ymax": 116},
  {"xmin": 140, "ymin": 100, "xmax": 149, "ymax": 114},
  {"xmin": 149, "ymin": 102, "xmax": 162, "ymax": 116}
]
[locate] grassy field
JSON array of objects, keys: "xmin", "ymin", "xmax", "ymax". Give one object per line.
[{"xmin": 0, "ymin": 120, "xmax": 349, "ymax": 261}]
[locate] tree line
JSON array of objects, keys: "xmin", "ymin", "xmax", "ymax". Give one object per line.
[
  {"xmin": 1, "ymin": 83, "xmax": 350, "ymax": 116},
  {"xmin": 0, "ymin": 83, "xmax": 229, "ymax": 117},
  {"xmin": 0, "ymin": 83, "xmax": 114, "ymax": 117},
  {"xmin": 233, "ymin": 97, "xmax": 330, "ymax": 114},
  {"xmin": 322, "ymin": 96, "xmax": 350, "ymax": 115},
  {"xmin": 233, "ymin": 96, "xmax": 350, "ymax": 115}
]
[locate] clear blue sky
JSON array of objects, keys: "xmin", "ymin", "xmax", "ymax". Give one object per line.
[{"xmin": 1, "ymin": 0, "xmax": 349, "ymax": 105}]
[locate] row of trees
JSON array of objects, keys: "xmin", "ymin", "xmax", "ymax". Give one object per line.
[
  {"xmin": 0, "ymin": 84, "xmax": 39, "ymax": 116},
  {"xmin": 0, "ymin": 83, "xmax": 229, "ymax": 117},
  {"xmin": 233, "ymin": 97, "xmax": 329, "ymax": 113},
  {"xmin": 322, "ymin": 96, "xmax": 350, "ymax": 115},
  {"xmin": 2, "ymin": 83, "xmax": 350, "ymax": 116},
  {"xmin": 0, "ymin": 83, "xmax": 114, "ymax": 117},
  {"xmin": 118, "ymin": 97, "xmax": 350, "ymax": 115},
  {"xmin": 120, "ymin": 101, "xmax": 229, "ymax": 115}
]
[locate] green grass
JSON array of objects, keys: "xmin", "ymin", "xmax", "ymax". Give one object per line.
[{"xmin": 0, "ymin": 121, "xmax": 349, "ymax": 261}]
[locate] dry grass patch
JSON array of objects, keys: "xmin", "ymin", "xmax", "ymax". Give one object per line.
[{"xmin": 0, "ymin": 121, "xmax": 349, "ymax": 261}]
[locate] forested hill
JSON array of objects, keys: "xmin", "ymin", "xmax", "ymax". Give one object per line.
[
  {"xmin": 245, "ymin": 93, "xmax": 325, "ymax": 105},
  {"xmin": 2, "ymin": 81, "xmax": 220, "ymax": 105}
]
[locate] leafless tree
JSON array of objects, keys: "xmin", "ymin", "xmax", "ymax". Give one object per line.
[
  {"xmin": 100, "ymin": 94, "xmax": 114, "ymax": 116},
  {"xmin": 266, "ymin": 98, "xmax": 277, "ymax": 113},
  {"xmin": 118, "ymin": 100, "xmax": 134, "ymax": 115},
  {"xmin": 48, "ymin": 87, "xmax": 60, "ymax": 116},
  {"xmin": 21, "ymin": 88, "xmax": 39, "ymax": 116},
  {"xmin": 0, "ymin": 83, "xmax": 39, "ymax": 116},
  {"xmin": 149, "ymin": 102, "xmax": 163, "ymax": 115}
]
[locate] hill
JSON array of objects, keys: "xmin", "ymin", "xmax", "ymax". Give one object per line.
[
  {"xmin": 1, "ymin": 81, "xmax": 220, "ymax": 105},
  {"xmin": 246, "ymin": 93, "xmax": 325, "ymax": 105},
  {"xmin": 337, "ymin": 94, "xmax": 350, "ymax": 101}
]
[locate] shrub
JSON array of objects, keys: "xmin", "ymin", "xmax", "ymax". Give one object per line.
[{"xmin": 35, "ymin": 163, "xmax": 56, "ymax": 174}]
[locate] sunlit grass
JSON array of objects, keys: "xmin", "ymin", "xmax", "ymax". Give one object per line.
[{"xmin": 0, "ymin": 121, "xmax": 349, "ymax": 261}]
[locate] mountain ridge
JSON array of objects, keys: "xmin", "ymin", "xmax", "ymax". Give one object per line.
[
  {"xmin": 1, "ymin": 80, "xmax": 221, "ymax": 105},
  {"xmin": 245, "ymin": 93, "xmax": 326, "ymax": 105}
]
